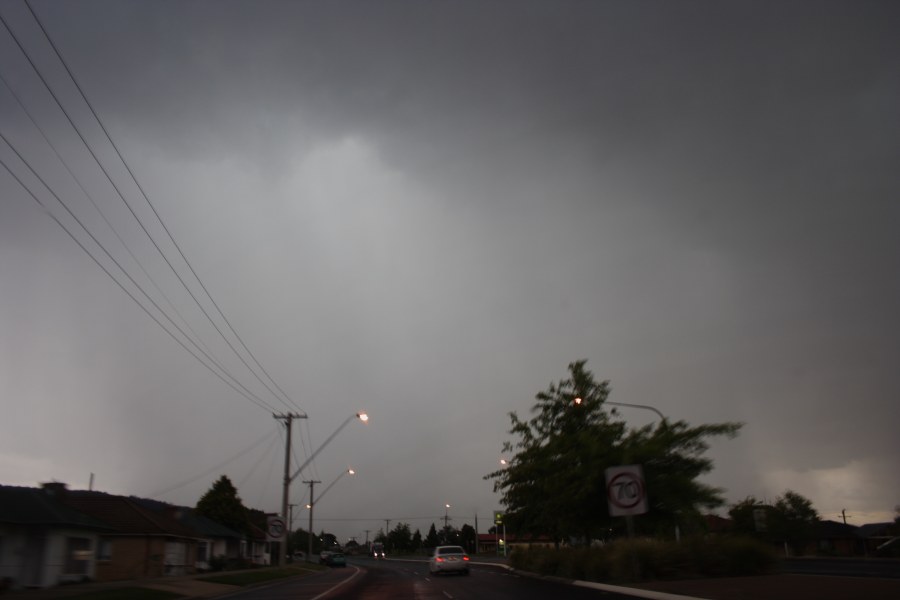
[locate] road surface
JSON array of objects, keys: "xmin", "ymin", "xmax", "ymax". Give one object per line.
[{"xmin": 223, "ymin": 557, "xmax": 636, "ymax": 600}]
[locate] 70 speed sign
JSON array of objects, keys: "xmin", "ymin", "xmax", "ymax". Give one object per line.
[{"xmin": 605, "ymin": 465, "xmax": 649, "ymax": 517}]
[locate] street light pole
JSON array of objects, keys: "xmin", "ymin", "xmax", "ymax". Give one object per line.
[
  {"xmin": 316, "ymin": 468, "xmax": 356, "ymax": 505},
  {"xmin": 595, "ymin": 400, "xmax": 665, "ymax": 540},
  {"xmin": 285, "ymin": 412, "xmax": 366, "ymax": 562},
  {"xmin": 289, "ymin": 413, "xmax": 368, "ymax": 483},
  {"xmin": 304, "ymin": 480, "xmax": 320, "ymax": 562},
  {"xmin": 303, "ymin": 468, "xmax": 355, "ymax": 559},
  {"xmin": 604, "ymin": 401, "xmax": 665, "ymax": 421}
]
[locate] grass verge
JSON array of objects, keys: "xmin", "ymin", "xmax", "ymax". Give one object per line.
[{"xmin": 64, "ymin": 589, "xmax": 183, "ymax": 600}]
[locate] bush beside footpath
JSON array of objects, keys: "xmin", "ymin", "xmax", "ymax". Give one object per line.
[{"xmin": 509, "ymin": 536, "xmax": 778, "ymax": 583}]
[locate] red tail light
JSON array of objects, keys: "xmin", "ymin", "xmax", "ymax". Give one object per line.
[
  {"xmin": 463, "ymin": 556, "xmax": 470, "ymax": 561},
  {"xmin": 435, "ymin": 557, "xmax": 444, "ymax": 562}
]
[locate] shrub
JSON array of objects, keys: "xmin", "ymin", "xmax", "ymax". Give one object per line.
[{"xmin": 510, "ymin": 536, "xmax": 776, "ymax": 583}]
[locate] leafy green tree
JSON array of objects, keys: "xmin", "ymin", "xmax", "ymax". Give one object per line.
[
  {"xmin": 412, "ymin": 528, "xmax": 423, "ymax": 551},
  {"xmin": 729, "ymin": 496, "xmax": 769, "ymax": 535},
  {"xmin": 195, "ymin": 475, "xmax": 248, "ymax": 534},
  {"xmin": 485, "ymin": 360, "xmax": 742, "ymax": 543},
  {"xmin": 424, "ymin": 523, "xmax": 440, "ymax": 549},
  {"xmin": 771, "ymin": 490, "xmax": 819, "ymax": 553},
  {"xmin": 388, "ymin": 522, "xmax": 414, "ymax": 553},
  {"xmin": 289, "ymin": 528, "xmax": 314, "ymax": 557},
  {"xmin": 459, "ymin": 523, "xmax": 477, "ymax": 554},
  {"xmin": 441, "ymin": 525, "xmax": 459, "ymax": 545}
]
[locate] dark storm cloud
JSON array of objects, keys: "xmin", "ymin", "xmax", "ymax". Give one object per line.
[{"xmin": 2, "ymin": 0, "xmax": 899, "ymax": 535}]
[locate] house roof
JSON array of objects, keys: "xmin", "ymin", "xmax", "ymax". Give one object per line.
[
  {"xmin": 131, "ymin": 497, "xmax": 243, "ymax": 539},
  {"xmin": 0, "ymin": 485, "xmax": 111, "ymax": 530},
  {"xmin": 62, "ymin": 490, "xmax": 200, "ymax": 538},
  {"xmin": 816, "ymin": 519, "xmax": 859, "ymax": 538},
  {"xmin": 703, "ymin": 514, "xmax": 733, "ymax": 533},
  {"xmin": 856, "ymin": 522, "xmax": 896, "ymax": 538}
]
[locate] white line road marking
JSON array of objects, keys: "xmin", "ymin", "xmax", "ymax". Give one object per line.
[{"xmin": 442, "ymin": 591, "xmax": 454, "ymax": 599}]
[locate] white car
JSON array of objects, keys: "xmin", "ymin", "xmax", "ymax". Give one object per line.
[{"xmin": 428, "ymin": 545, "xmax": 470, "ymax": 575}]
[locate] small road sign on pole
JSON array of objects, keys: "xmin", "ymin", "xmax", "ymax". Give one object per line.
[
  {"xmin": 267, "ymin": 515, "xmax": 287, "ymax": 541},
  {"xmin": 605, "ymin": 465, "xmax": 649, "ymax": 517}
]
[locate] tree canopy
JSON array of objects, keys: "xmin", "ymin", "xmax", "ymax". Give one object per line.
[
  {"xmin": 424, "ymin": 523, "xmax": 441, "ymax": 548},
  {"xmin": 195, "ymin": 475, "xmax": 249, "ymax": 534},
  {"xmin": 729, "ymin": 490, "xmax": 820, "ymax": 552},
  {"xmin": 485, "ymin": 360, "xmax": 742, "ymax": 542}
]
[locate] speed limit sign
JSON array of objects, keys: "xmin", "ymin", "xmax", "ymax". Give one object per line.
[
  {"xmin": 266, "ymin": 516, "xmax": 286, "ymax": 541},
  {"xmin": 605, "ymin": 465, "xmax": 649, "ymax": 517}
]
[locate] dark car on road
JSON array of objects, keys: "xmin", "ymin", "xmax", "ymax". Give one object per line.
[{"xmin": 325, "ymin": 552, "xmax": 347, "ymax": 567}]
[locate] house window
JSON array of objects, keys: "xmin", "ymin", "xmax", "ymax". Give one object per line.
[
  {"xmin": 197, "ymin": 542, "xmax": 208, "ymax": 563},
  {"xmin": 97, "ymin": 539, "xmax": 112, "ymax": 561},
  {"xmin": 66, "ymin": 538, "xmax": 91, "ymax": 575}
]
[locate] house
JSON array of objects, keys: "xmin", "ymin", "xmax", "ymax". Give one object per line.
[
  {"xmin": 0, "ymin": 484, "xmax": 111, "ymax": 589},
  {"xmin": 131, "ymin": 498, "xmax": 244, "ymax": 571},
  {"xmin": 807, "ymin": 520, "xmax": 862, "ymax": 556},
  {"xmin": 702, "ymin": 514, "xmax": 733, "ymax": 534},
  {"xmin": 58, "ymin": 486, "xmax": 202, "ymax": 581},
  {"xmin": 245, "ymin": 523, "xmax": 271, "ymax": 566},
  {"xmin": 178, "ymin": 511, "xmax": 243, "ymax": 571}
]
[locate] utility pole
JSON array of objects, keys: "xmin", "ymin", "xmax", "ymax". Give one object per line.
[
  {"xmin": 304, "ymin": 479, "xmax": 321, "ymax": 562},
  {"xmin": 289, "ymin": 503, "xmax": 298, "ymax": 538},
  {"xmin": 274, "ymin": 412, "xmax": 306, "ymax": 565}
]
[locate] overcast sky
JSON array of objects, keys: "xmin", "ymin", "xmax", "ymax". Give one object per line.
[{"xmin": 1, "ymin": 0, "xmax": 898, "ymax": 543}]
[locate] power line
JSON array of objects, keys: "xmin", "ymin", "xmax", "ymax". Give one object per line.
[
  {"xmin": 148, "ymin": 428, "xmax": 278, "ymax": 498},
  {"xmin": 22, "ymin": 0, "xmax": 305, "ymax": 416},
  {"xmin": 0, "ymin": 68, "xmax": 222, "ymax": 370},
  {"xmin": 0, "ymin": 7, "xmax": 299, "ymax": 415},
  {"xmin": 237, "ymin": 429, "xmax": 281, "ymax": 491},
  {"xmin": 0, "ymin": 133, "xmax": 279, "ymax": 414}
]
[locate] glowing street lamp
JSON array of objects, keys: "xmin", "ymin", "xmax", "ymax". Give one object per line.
[{"xmin": 290, "ymin": 413, "xmax": 368, "ymax": 483}]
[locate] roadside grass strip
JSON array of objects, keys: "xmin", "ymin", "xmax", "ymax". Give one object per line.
[{"xmin": 64, "ymin": 588, "xmax": 183, "ymax": 600}]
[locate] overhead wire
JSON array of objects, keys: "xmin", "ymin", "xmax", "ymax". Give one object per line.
[
  {"xmin": 256, "ymin": 423, "xmax": 282, "ymax": 507},
  {"xmin": 0, "ymin": 3, "xmax": 302, "ymax": 416},
  {"xmin": 22, "ymin": 0, "xmax": 305, "ymax": 416},
  {"xmin": 302, "ymin": 417, "xmax": 321, "ymax": 481},
  {"xmin": 237, "ymin": 427, "xmax": 281, "ymax": 491},
  {"xmin": 148, "ymin": 428, "xmax": 278, "ymax": 499},
  {"xmin": 0, "ymin": 68, "xmax": 221, "ymax": 367},
  {"xmin": 0, "ymin": 129, "xmax": 279, "ymax": 414}
]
